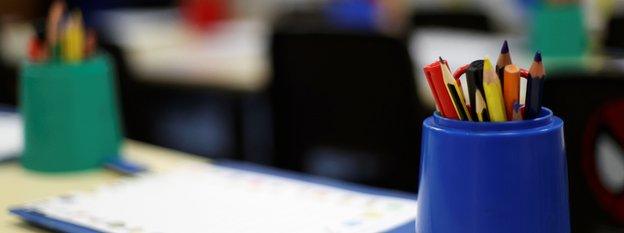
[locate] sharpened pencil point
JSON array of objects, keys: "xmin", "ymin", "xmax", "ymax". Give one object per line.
[
  {"xmin": 438, "ymin": 56, "xmax": 444, "ymax": 64},
  {"xmin": 534, "ymin": 51, "xmax": 542, "ymax": 62},
  {"xmin": 501, "ymin": 40, "xmax": 509, "ymax": 54}
]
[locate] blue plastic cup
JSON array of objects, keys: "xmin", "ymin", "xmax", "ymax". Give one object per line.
[{"xmin": 417, "ymin": 108, "xmax": 570, "ymax": 233}]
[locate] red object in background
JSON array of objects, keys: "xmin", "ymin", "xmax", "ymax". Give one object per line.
[
  {"xmin": 423, "ymin": 61, "xmax": 459, "ymax": 119},
  {"xmin": 180, "ymin": 0, "xmax": 228, "ymax": 30},
  {"xmin": 582, "ymin": 100, "xmax": 624, "ymax": 223}
]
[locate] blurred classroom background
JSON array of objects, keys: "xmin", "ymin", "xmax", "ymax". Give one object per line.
[{"xmin": 1, "ymin": 0, "xmax": 624, "ymax": 232}]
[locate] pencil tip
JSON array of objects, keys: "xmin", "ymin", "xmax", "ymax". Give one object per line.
[
  {"xmin": 501, "ymin": 40, "xmax": 509, "ymax": 54},
  {"xmin": 438, "ymin": 56, "xmax": 444, "ymax": 63},
  {"xmin": 534, "ymin": 51, "xmax": 542, "ymax": 62}
]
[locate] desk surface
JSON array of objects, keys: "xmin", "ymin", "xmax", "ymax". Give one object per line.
[{"xmin": 0, "ymin": 140, "xmax": 206, "ymax": 233}]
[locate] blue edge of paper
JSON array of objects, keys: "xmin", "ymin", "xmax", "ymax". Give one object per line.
[
  {"xmin": 103, "ymin": 157, "xmax": 148, "ymax": 175},
  {"xmin": 4, "ymin": 104, "xmax": 417, "ymax": 232},
  {"xmin": 0, "ymin": 104, "xmax": 16, "ymax": 113}
]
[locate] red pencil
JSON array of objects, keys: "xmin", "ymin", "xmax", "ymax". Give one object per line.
[{"xmin": 423, "ymin": 60, "xmax": 459, "ymax": 119}]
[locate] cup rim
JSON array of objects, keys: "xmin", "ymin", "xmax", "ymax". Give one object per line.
[{"xmin": 433, "ymin": 107, "xmax": 554, "ymax": 131}]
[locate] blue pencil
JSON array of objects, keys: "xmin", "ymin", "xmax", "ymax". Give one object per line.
[{"xmin": 525, "ymin": 51, "xmax": 545, "ymax": 119}]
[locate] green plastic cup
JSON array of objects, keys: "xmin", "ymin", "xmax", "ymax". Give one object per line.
[{"xmin": 19, "ymin": 53, "xmax": 122, "ymax": 172}]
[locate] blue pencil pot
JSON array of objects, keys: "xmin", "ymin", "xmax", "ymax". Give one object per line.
[{"xmin": 416, "ymin": 108, "xmax": 570, "ymax": 233}]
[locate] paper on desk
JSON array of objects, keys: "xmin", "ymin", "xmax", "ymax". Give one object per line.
[
  {"xmin": 0, "ymin": 112, "xmax": 22, "ymax": 161},
  {"xmin": 21, "ymin": 163, "xmax": 417, "ymax": 233}
]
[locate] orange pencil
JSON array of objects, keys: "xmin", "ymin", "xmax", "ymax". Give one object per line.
[
  {"xmin": 46, "ymin": 1, "xmax": 65, "ymax": 47},
  {"xmin": 503, "ymin": 64, "xmax": 521, "ymax": 120}
]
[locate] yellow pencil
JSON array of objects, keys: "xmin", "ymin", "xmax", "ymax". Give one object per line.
[
  {"xmin": 482, "ymin": 57, "xmax": 507, "ymax": 122},
  {"xmin": 475, "ymin": 89, "xmax": 489, "ymax": 122},
  {"xmin": 62, "ymin": 10, "xmax": 85, "ymax": 62},
  {"xmin": 439, "ymin": 57, "xmax": 472, "ymax": 121}
]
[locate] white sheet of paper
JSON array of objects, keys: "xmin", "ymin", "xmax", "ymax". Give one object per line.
[
  {"xmin": 23, "ymin": 163, "xmax": 417, "ymax": 233},
  {"xmin": 0, "ymin": 112, "xmax": 22, "ymax": 160}
]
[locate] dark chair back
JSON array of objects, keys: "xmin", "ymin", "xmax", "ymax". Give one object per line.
[
  {"xmin": 411, "ymin": 11, "xmax": 493, "ymax": 32},
  {"xmin": 270, "ymin": 31, "xmax": 425, "ymax": 192}
]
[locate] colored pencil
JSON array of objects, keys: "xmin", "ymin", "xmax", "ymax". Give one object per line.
[
  {"xmin": 440, "ymin": 57, "xmax": 471, "ymax": 121},
  {"xmin": 62, "ymin": 10, "xmax": 85, "ymax": 62},
  {"xmin": 465, "ymin": 60, "xmax": 485, "ymax": 121},
  {"xmin": 496, "ymin": 40, "xmax": 512, "ymax": 87},
  {"xmin": 512, "ymin": 101, "xmax": 523, "ymax": 120},
  {"xmin": 420, "ymin": 40, "xmax": 548, "ymax": 122},
  {"xmin": 482, "ymin": 57, "xmax": 507, "ymax": 122},
  {"xmin": 30, "ymin": 1, "xmax": 98, "ymax": 63},
  {"xmin": 503, "ymin": 64, "xmax": 521, "ymax": 120},
  {"xmin": 475, "ymin": 89, "xmax": 489, "ymax": 122},
  {"xmin": 28, "ymin": 36, "xmax": 48, "ymax": 62},
  {"xmin": 46, "ymin": 0, "xmax": 65, "ymax": 60},
  {"xmin": 423, "ymin": 61, "xmax": 459, "ymax": 119},
  {"xmin": 29, "ymin": 19, "xmax": 48, "ymax": 62},
  {"xmin": 525, "ymin": 51, "xmax": 545, "ymax": 119}
]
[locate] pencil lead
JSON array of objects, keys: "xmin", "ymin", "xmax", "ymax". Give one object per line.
[
  {"xmin": 534, "ymin": 51, "xmax": 542, "ymax": 62},
  {"xmin": 438, "ymin": 56, "xmax": 444, "ymax": 64},
  {"xmin": 501, "ymin": 40, "xmax": 509, "ymax": 54}
]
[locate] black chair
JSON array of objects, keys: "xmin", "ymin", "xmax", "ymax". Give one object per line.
[
  {"xmin": 411, "ymin": 11, "xmax": 493, "ymax": 32},
  {"xmin": 0, "ymin": 60, "xmax": 17, "ymax": 106},
  {"xmin": 270, "ymin": 31, "xmax": 426, "ymax": 192},
  {"xmin": 604, "ymin": 15, "xmax": 624, "ymax": 56},
  {"xmin": 99, "ymin": 42, "xmax": 243, "ymax": 160}
]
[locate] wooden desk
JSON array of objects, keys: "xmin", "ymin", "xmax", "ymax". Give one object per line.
[{"xmin": 0, "ymin": 140, "xmax": 206, "ymax": 233}]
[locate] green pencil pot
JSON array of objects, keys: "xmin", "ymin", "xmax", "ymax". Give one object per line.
[{"xmin": 19, "ymin": 53, "xmax": 122, "ymax": 172}]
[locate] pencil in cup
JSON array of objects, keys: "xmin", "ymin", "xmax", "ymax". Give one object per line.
[
  {"xmin": 439, "ymin": 58, "xmax": 471, "ymax": 121},
  {"xmin": 495, "ymin": 40, "xmax": 512, "ymax": 88},
  {"xmin": 482, "ymin": 57, "xmax": 507, "ymax": 122},
  {"xmin": 423, "ymin": 61, "xmax": 459, "ymax": 119},
  {"xmin": 474, "ymin": 89, "xmax": 489, "ymax": 122},
  {"xmin": 525, "ymin": 51, "xmax": 545, "ymax": 119},
  {"xmin": 453, "ymin": 60, "xmax": 484, "ymax": 121},
  {"xmin": 503, "ymin": 65, "xmax": 529, "ymax": 121}
]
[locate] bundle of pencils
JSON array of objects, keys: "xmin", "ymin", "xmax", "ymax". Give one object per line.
[
  {"xmin": 28, "ymin": 1, "xmax": 98, "ymax": 63},
  {"xmin": 423, "ymin": 41, "xmax": 546, "ymax": 121}
]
